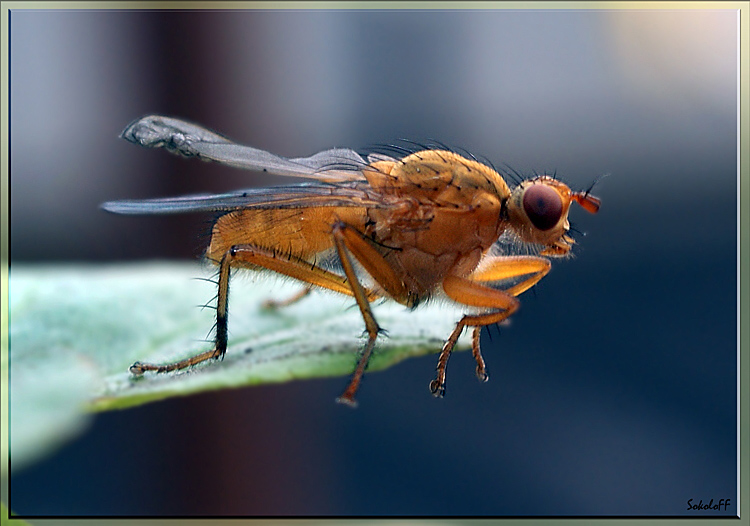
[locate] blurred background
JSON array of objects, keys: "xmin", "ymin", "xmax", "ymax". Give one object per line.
[{"xmin": 9, "ymin": 8, "xmax": 738, "ymax": 516}]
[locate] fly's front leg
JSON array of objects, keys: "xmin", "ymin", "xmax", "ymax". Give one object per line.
[
  {"xmin": 471, "ymin": 326, "xmax": 487, "ymax": 382},
  {"xmin": 430, "ymin": 309, "xmax": 516, "ymax": 397},
  {"xmin": 471, "ymin": 256, "xmax": 552, "ymax": 297},
  {"xmin": 431, "ymin": 256, "xmax": 551, "ymax": 397},
  {"xmin": 430, "ymin": 284, "xmax": 519, "ymax": 397},
  {"xmin": 129, "ymin": 250, "xmax": 233, "ymax": 375}
]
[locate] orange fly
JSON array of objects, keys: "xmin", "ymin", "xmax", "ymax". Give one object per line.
[{"xmin": 102, "ymin": 115, "xmax": 601, "ymax": 406}]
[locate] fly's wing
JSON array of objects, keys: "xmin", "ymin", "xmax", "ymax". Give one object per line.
[
  {"xmin": 101, "ymin": 182, "xmax": 394, "ymax": 215},
  {"xmin": 121, "ymin": 115, "xmax": 367, "ymax": 183}
]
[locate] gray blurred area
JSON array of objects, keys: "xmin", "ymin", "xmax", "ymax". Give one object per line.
[{"xmin": 9, "ymin": 9, "xmax": 737, "ymax": 516}]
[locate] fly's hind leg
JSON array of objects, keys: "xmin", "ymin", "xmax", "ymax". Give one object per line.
[
  {"xmin": 431, "ymin": 256, "xmax": 551, "ymax": 397},
  {"xmin": 129, "ymin": 243, "xmax": 381, "ymax": 377},
  {"xmin": 129, "ymin": 251, "xmax": 233, "ymax": 375}
]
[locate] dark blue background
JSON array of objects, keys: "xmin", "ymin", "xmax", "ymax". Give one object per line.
[{"xmin": 9, "ymin": 9, "xmax": 737, "ymax": 516}]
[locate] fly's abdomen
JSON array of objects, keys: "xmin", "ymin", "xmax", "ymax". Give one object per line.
[{"xmin": 207, "ymin": 207, "xmax": 367, "ymax": 263}]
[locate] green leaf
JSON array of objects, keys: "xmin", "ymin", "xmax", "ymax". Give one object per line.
[{"xmin": 9, "ymin": 262, "xmax": 470, "ymax": 470}]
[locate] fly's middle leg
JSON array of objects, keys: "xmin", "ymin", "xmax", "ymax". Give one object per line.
[
  {"xmin": 261, "ymin": 286, "xmax": 312, "ymax": 310},
  {"xmin": 331, "ymin": 221, "xmax": 415, "ymax": 407},
  {"xmin": 331, "ymin": 224, "xmax": 383, "ymax": 408}
]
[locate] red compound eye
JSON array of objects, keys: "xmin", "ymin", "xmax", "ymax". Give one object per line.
[{"xmin": 522, "ymin": 185, "xmax": 563, "ymax": 231}]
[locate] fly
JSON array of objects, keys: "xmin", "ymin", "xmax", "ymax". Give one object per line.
[{"xmin": 102, "ymin": 115, "xmax": 601, "ymax": 407}]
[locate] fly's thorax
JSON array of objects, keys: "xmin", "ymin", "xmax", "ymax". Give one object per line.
[
  {"xmin": 365, "ymin": 200, "xmax": 500, "ymax": 298},
  {"xmin": 363, "ymin": 150, "xmax": 510, "ymax": 205},
  {"xmin": 506, "ymin": 176, "xmax": 576, "ymax": 255}
]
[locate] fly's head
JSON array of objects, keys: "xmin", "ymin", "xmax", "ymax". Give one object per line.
[{"xmin": 506, "ymin": 176, "xmax": 600, "ymax": 256}]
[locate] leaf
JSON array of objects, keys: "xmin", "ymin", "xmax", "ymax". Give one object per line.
[{"xmin": 8, "ymin": 262, "xmax": 470, "ymax": 470}]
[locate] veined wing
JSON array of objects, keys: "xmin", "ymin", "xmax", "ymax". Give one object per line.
[
  {"xmin": 122, "ymin": 115, "xmax": 368, "ymax": 182},
  {"xmin": 101, "ymin": 182, "xmax": 393, "ymax": 215}
]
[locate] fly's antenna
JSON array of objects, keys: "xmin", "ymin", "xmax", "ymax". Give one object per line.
[
  {"xmin": 571, "ymin": 173, "xmax": 606, "ymax": 214},
  {"xmin": 583, "ymin": 172, "xmax": 609, "ymax": 196}
]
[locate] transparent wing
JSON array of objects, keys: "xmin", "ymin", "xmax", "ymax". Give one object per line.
[
  {"xmin": 121, "ymin": 115, "xmax": 368, "ymax": 182},
  {"xmin": 101, "ymin": 182, "xmax": 394, "ymax": 215}
]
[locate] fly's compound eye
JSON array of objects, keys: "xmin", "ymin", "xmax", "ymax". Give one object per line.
[{"xmin": 523, "ymin": 184, "xmax": 563, "ymax": 231}]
